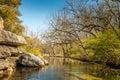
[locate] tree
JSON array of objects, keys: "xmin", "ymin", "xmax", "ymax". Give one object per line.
[
  {"xmin": 21, "ymin": 31, "xmax": 43, "ymax": 55},
  {"xmin": 0, "ymin": 0, "xmax": 25, "ymax": 35},
  {"xmin": 42, "ymin": 0, "xmax": 120, "ymax": 65},
  {"xmin": 86, "ymin": 29, "xmax": 120, "ymax": 66}
]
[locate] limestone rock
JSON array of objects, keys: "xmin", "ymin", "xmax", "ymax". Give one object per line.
[
  {"xmin": 0, "ymin": 30, "xmax": 27, "ymax": 46},
  {"xmin": 7, "ymin": 57, "xmax": 19, "ymax": 68},
  {"xmin": 0, "ymin": 52, "xmax": 11, "ymax": 59},
  {"xmin": 0, "ymin": 16, "xmax": 4, "ymax": 30},
  {"xmin": 0, "ymin": 59, "xmax": 14, "ymax": 78},
  {"xmin": 18, "ymin": 53, "xmax": 45, "ymax": 67},
  {"xmin": 0, "ymin": 45, "xmax": 24, "ymax": 59},
  {"xmin": 0, "ymin": 60, "xmax": 13, "ymax": 80},
  {"xmin": 0, "ymin": 59, "xmax": 11, "ymax": 70}
]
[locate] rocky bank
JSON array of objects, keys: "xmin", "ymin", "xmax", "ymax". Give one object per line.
[{"xmin": 0, "ymin": 17, "xmax": 48, "ymax": 79}]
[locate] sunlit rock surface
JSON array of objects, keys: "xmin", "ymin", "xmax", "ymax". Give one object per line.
[
  {"xmin": 0, "ymin": 30, "xmax": 27, "ymax": 46},
  {"xmin": 0, "ymin": 59, "xmax": 10, "ymax": 70},
  {"xmin": 0, "ymin": 67, "xmax": 13, "ymax": 80},
  {"xmin": 0, "ymin": 45, "xmax": 24, "ymax": 59},
  {"xmin": 0, "ymin": 16, "xmax": 4, "ymax": 30},
  {"xmin": 0, "ymin": 59, "xmax": 13, "ymax": 78},
  {"xmin": 18, "ymin": 53, "xmax": 47, "ymax": 67},
  {"xmin": 0, "ymin": 17, "xmax": 27, "ymax": 78}
]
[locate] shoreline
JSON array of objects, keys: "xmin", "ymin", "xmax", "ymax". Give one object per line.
[{"xmin": 46, "ymin": 56, "xmax": 120, "ymax": 70}]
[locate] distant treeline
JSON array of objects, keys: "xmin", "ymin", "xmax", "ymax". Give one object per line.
[{"xmin": 42, "ymin": 0, "xmax": 120, "ymax": 67}]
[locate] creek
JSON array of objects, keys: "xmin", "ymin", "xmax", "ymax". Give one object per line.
[{"xmin": 6, "ymin": 57, "xmax": 120, "ymax": 80}]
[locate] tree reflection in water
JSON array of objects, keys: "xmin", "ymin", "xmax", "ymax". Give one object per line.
[{"xmin": 7, "ymin": 57, "xmax": 120, "ymax": 80}]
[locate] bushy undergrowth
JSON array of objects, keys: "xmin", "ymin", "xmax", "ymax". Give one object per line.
[
  {"xmin": 86, "ymin": 29, "xmax": 120, "ymax": 66},
  {"xmin": 20, "ymin": 36, "xmax": 42, "ymax": 55}
]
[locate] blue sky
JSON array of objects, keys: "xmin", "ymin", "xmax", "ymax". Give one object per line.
[{"xmin": 19, "ymin": 0, "xmax": 66, "ymax": 33}]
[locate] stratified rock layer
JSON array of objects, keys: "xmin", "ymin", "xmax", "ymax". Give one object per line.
[
  {"xmin": 0, "ymin": 16, "xmax": 4, "ymax": 30},
  {"xmin": 0, "ymin": 17, "xmax": 27, "ymax": 77},
  {"xmin": 0, "ymin": 59, "xmax": 13, "ymax": 70},
  {"xmin": 0, "ymin": 45, "xmax": 24, "ymax": 59},
  {"xmin": 0, "ymin": 30, "xmax": 27, "ymax": 46}
]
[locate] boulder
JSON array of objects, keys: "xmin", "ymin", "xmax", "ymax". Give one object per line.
[
  {"xmin": 18, "ymin": 53, "xmax": 45, "ymax": 67},
  {"xmin": 0, "ymin": 30, "xmax": 27, "ymax": 46},
  {"xmin": 0, "ymin": 45, "xmax": 24, "ymax": 59}
]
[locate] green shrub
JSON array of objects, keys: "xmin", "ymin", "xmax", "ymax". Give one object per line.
[
  {"xmin": 20, "ymin": 36, "xmax": 42, "ymax": 56},
  {"xmin": 86, "ymin": 29, "xmax": 120, "ymax": 66}
]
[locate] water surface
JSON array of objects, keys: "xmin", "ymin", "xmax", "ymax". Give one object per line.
[{"xmin": 6, "ymin": 57, "xmax": 120, "ymax": 80}]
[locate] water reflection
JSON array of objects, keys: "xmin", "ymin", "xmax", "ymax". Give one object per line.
[
  {"xmin": 0, "ymin": 73, "xmax": 11, "ymax": 80},
  {"xmin": 7, "ymin": 57, "xmax": 120, "ymax": 80}
]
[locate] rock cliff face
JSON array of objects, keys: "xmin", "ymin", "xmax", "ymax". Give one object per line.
[
  {"xmin": 0, "ymin": 16, "xmax": 4, "ymax": 30},
  {"xmin": 0, "ymin": 17, "xmax": 48, "ymax": 78},
  {"xmin": 0, "ymin": 30, "xmax": 27, "ymax": 59},
  {"xmin": 0, "ymin": 17, "xmax": 27, "ymax": 76},
  {"xmin": 0, "ymin": 45, "xmax": 24, "ymax": 59},
  {"xmin": 0, "ymin": 30, "xmax": 27, "ymax": 74},
  {"xmin": 0, "ymin": 30, "xmax": 27, "ymax": 46}
]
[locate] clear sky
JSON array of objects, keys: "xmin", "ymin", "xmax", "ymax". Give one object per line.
[{"xmin": 19, "ymin": 0, "xmax": 66, "ymax": 33}]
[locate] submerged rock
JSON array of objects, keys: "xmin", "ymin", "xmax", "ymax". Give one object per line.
[
  {"xmin": 18, "ymin": 53, "xmax": 46, "ymax": 67},
  {"xmin": 0, "ymin": 30, "xmax": 27, "ymax": 46}
]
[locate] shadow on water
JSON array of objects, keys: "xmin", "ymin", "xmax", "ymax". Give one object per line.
[
  {"xmin": 0, "ymin": 73, "xmax": 12, "ymax": 80},
  {"xmin": 6, "ymin": 57, "xmax": 120, "ymax": 80}
]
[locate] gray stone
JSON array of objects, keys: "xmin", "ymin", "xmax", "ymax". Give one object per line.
[
  {"xmin": 18, "ymin": 53, "xmax": 45, "ymax": 67},
  {"xmin": 0, "ymin": 45, "xmax": 24, "ymax": 59},
  {"xmin": 0, "ymin": 30, "xmax": 27, "ymax": 46}
]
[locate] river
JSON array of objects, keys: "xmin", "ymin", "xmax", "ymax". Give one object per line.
[{"xmin": 4, "ymin": 57, "xmax": 120, "ymax": 80}]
